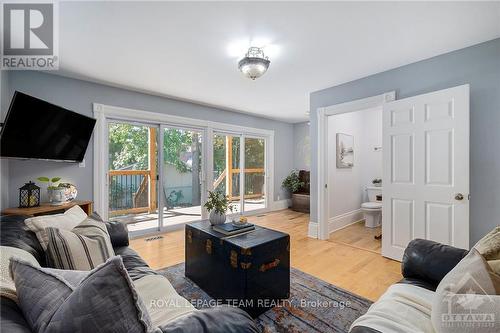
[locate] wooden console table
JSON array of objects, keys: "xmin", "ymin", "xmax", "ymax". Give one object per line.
[{"xmin": 2, "ymin": 200, "xmax": 93, "ymax": 217}]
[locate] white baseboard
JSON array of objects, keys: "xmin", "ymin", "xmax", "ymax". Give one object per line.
[
  {"xmin": 308, "ymin": 221, "xmax": 318, "ymax": 238},
  {"xmin": 328, "ymin": 209, "xmax": 364, "ymax": 233},
  {"xmin": 271, "ymin": 199, "xmax": 290, "ymax": 211}
]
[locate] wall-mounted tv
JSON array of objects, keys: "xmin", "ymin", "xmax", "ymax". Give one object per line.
[{"xmin": 0, "ymin": 91, "xmax": 96, "ymax": 162}]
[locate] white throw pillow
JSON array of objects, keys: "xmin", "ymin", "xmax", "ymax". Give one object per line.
[
  {"xmin": 473, "ymin": 226, "xmax": 500, "ymax": 274},
  {"xmin": 133, "ymin": 275, "xmax": 196, "ymax": 327},
  {"xmin": 45, "ymin": 217, "xmax": 115, "ymax": 270},
  {"xmin": 24, "ymin": 205, "xmax": 88, "ymax": 250},
  {"xmin": 431, "ymin": 249, "xmax": 500, "ymax": 333},
  {"xmin": 0, "ymin": 246, "xmax": 40, "ymax": 302}
]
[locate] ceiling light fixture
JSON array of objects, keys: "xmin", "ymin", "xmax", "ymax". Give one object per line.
[{"xmin": 238, "ymin": 47, "xmax": 270, "ymax": 80}]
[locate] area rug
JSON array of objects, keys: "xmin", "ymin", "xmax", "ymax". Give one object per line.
[{"xmin": 157, "ymin": 264, "xmax": 372, "ymax": 333}]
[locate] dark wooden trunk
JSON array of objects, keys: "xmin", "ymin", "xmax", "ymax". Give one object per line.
[{"xmin": 185, "ymin": 221, "xmax": 290, "ymax": 317}]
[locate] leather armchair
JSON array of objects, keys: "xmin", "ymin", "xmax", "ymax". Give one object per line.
[
  {"xmin": 350, "ymin": 239, "xmax": 468, "ymax": 333},
  {"xmin": 401, "ymin": 238, "xmax": 468, "ymax": 291}
]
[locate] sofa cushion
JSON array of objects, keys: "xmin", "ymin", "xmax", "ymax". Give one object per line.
[
  {"xmin": 473, "ymin": 226, "xmax": 500, "ymax": 274},
  {"xmin": 157, "ymin": 306, "xmax": 260, "ymax": 333},
  {"xmin": 0, "ymin": 215, "xmax": 46, "ymax": 266},
  {"xmin": 431, "ymin": 249, "xmax": 500, "ymax": 333},
  {"xmin": 402, "ymin": 238, "xmax": 468, "ymax": 289},
  {"xmin": 90, "ymin": 212, "xmax": 130, "ymax": 247},
  {"xmin": 349, "ymin": 283, "xmax": 435, "ymax": 333},
  {"xmin": 10, "ymin": 256, "xmax": 153, "ymax": 333},
  {"xmin": 0, "ymin": 297, "xmax": 31, "ymax": 333},
  {"xmin": 115, "ymin": 246, "xmax": 160, "ymax": 281},
  {"xmin": 24, "ymin": 206, "xmax": 88, "ymax": 250},
  {"xmin": 46, "ymin": 217, "xmax": 115, "ymax": 270},
  {"xmin": 0, "ymin": 246, "xmax": 40, "ymax": 302}
]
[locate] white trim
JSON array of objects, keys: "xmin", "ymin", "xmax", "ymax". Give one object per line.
[
  {"xmin": 93, "ymin": 103, "xmax": 274, "ymax": 137},
  {"xmin": 271, "ymin": 199, "xmax": 291, "ymax": 211},
  {"xmin": 93, "ymin": 103, "xmax": 275, "ymax": 225},
  {"xmin": 316, "ymin": 91, "xmax": 395, "ymax": 240},
  {"xmin": 92, "ymin": 110, "xmax": 107, "ymax": 217},
  {"xmin": 324, "ymin": 91, "xmax": 396, "ymax": 116},
  {"xmin": 328, "ymin": 209, "xmax": 364, "ymax": 233},
  {"xmin": 308, "ymin": 221, "xmax": 318, "ymax": 238}
]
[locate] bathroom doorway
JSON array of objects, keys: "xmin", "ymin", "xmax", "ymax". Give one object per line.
[
  {"xmin": 324, "ymin": 106, "xmax": 384, "ymax": 254},
  {"xmin": 317, "ymin": 86, "xmax": 470, "ymax": 261}
]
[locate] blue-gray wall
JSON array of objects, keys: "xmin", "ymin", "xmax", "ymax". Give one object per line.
[
  {"xmin": 293, "ymin": 121, "xmax": 310, "ymax": 171},
  {"xmin": 1, "ymin": 71, "xmax": 294, "ymax": 208},
  {"xmin": 310, "ymin": 38, "xmax": 500, "ymax": 245},
  {"xmin": 310, "ymin": 39, "xmax": 500, "ymax": 245}
]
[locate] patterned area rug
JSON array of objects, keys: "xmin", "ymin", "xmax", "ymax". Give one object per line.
[{"xmin": 157, "ymin": 264, "xmax": 372, "ymax": 333}]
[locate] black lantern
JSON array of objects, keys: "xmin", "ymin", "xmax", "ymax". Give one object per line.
[{"xmin": 19, "ymin": 181, "xmax": 40, "ymax": 208}]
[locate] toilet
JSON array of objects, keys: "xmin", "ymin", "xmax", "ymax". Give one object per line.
[{"xmin": 361, "ymin": 186, "xmax": 382, "ymax": 228}]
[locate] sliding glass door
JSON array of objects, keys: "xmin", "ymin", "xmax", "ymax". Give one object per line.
[
  {"xmin": 213, "ymin": 133, "xmax": 241, "ymax": 213},
  {"xmin": 107, "ymin": 121, "xmax": 159, "ymax": 233},
  {"xmin": 212, "ymin": 133, "xmax": 267, "ymax": 214},
  {"xmin": 159, "ymin": 126, "xmax": 204, "ymax": 227},
  {"xmin": 243, "ymin": 137, "xmax": 266, "ymax": 212},
  {"xmin": 105, "ymin": 117, "xmax": 269, "ymax": 236}
]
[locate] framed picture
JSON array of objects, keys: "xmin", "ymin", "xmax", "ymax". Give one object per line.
[{"xmin": 336, "ymin": 133, "xmax": 354, "ymax": 168}]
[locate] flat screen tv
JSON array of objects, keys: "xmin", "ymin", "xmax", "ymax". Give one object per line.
[{"xmin": 0, "ymin": 91, "xmax": 96, "ymax": 162}]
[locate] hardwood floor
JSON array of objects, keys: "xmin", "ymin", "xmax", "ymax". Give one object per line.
[
  {"xmin": 329, "ymin": 220, "xmax": 382, "ymax": 253},
  {"xmin": 129, "ymin": 209, "xmax": 401, "ymax": 301}
]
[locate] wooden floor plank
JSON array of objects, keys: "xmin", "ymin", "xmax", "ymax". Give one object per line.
[{"xmin": 129, "ymin": 209, "xmax": 401, "ymax": 301}]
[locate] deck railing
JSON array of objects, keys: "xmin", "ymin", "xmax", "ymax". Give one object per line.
[
  {"xmin": 108, "ymin": 170, "xmax": 155, "ymax": 217},
  {"xmin": 213, "ymin": 168, "xmax": 265, "ymax": 200}
]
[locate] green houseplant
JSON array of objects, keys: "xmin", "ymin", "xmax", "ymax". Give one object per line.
[
  {"xmin": 282, "ymin": 170, "xmax": 304, "ymax": 194},
  {"xmin": 204, "ymin": 191, "xmax": 229, "ymax": 225},
  {"xmin": 37, "ymin": 177, "xmax": 66, "ymax": 205},
  {"xmin": 282, "ymin": 170, "xmax": 310, "ymax": 213}
]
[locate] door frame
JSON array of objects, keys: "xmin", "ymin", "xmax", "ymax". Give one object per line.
[
  {"xmin": 93, "ymin": 103, "xmax": 275, "ymax": 226},
  {"xmin": 314, "ymin": 91, "xmax": 396, "ymax": 240}
]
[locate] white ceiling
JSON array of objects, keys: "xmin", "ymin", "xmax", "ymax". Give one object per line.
[{"xmin": 57, "ymin": 1, "xmax": 500, "ymax": 123}]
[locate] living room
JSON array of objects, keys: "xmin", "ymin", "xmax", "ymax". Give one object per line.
[{"xmin": 1, "ymin": 2, "xmax": 499, "ymax": 333}]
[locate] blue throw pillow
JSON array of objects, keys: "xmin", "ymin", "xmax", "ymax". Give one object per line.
[{"xmin": 10, "ymin": 256, "xmax": 153, "ymax": 333}]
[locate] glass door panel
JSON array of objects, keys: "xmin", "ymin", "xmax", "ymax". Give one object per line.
[
  {"xmin": 213, "ymin": 133, "xmax": 241, "ymax": 214},
  {"xmin": 107, "ymin": 122, "xmax": 159, "ymax": 233},
  {"xmin": 243, "ymin": 137, "xmax": 266, "ymax": 212},
  {"xmin": 161, "ymin": 127, "xmax": 203, "ymax": 227}
]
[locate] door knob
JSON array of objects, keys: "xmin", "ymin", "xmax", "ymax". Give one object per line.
[{"xmin": 455, "ymin": 193, "xmax": 464, "ymax": 201}]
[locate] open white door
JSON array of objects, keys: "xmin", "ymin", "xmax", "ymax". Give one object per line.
[{"xmin": 382, "ymin": 85, "xmax": 470, "ymax": 261}]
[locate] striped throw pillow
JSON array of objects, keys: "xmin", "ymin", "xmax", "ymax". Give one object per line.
[{"xmin": 46, "ymin": 217, "xmax": 115, "ymax": 270}]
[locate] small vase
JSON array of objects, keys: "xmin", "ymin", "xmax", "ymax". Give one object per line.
[
  {"xmin": 209, "ymin": 211, "xmax": 226, "ymax": 226},
  {"xmin": 48, "ymin": 188, "xmax": 67, "ymax": 205}
]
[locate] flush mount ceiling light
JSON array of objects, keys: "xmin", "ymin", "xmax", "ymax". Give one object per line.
[{"xmin": 238, "ymin": 47, "xmax": 270, "ymax": 80}]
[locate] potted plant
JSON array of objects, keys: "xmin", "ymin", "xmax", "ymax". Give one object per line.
[
  {"xmin": 37, "ymin": 176, "xmax": 66, "ymax": 205},
  {"xmin": 282, "ymin": 170, "xmax": 309, "ymax": 213},
  {"xmin": 282, "ymin": 170, "xmax": 304, "ymax": 194},
  {"xmin": 372, "ymin": 178, "xmax": 382, "ymax": 187},
  {"xmin": 204, "ymin": 191, "xmax": 230, "ymax": 225}
]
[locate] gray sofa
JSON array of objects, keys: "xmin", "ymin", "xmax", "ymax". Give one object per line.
[{"xmin": 0, "ymin": 214, "xmax": 259, "ymax": 333}]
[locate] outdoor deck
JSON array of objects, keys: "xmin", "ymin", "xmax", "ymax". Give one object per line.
[{"xmin": 112, "ymin": 199, "xmax": 266, "ymax": 233}]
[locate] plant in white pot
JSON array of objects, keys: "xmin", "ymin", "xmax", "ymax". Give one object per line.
[
  {"xmin": 204, "ymin": 191, "xmax": 230, "ymax": 226},
  {"xmin": 37, "ymin": 176, "xmax": 66, "ymax": 205}
]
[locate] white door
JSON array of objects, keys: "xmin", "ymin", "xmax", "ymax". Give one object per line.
[{"xmin": 382, "ymin": 85, "xmax": 470, "ymax": 261}]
